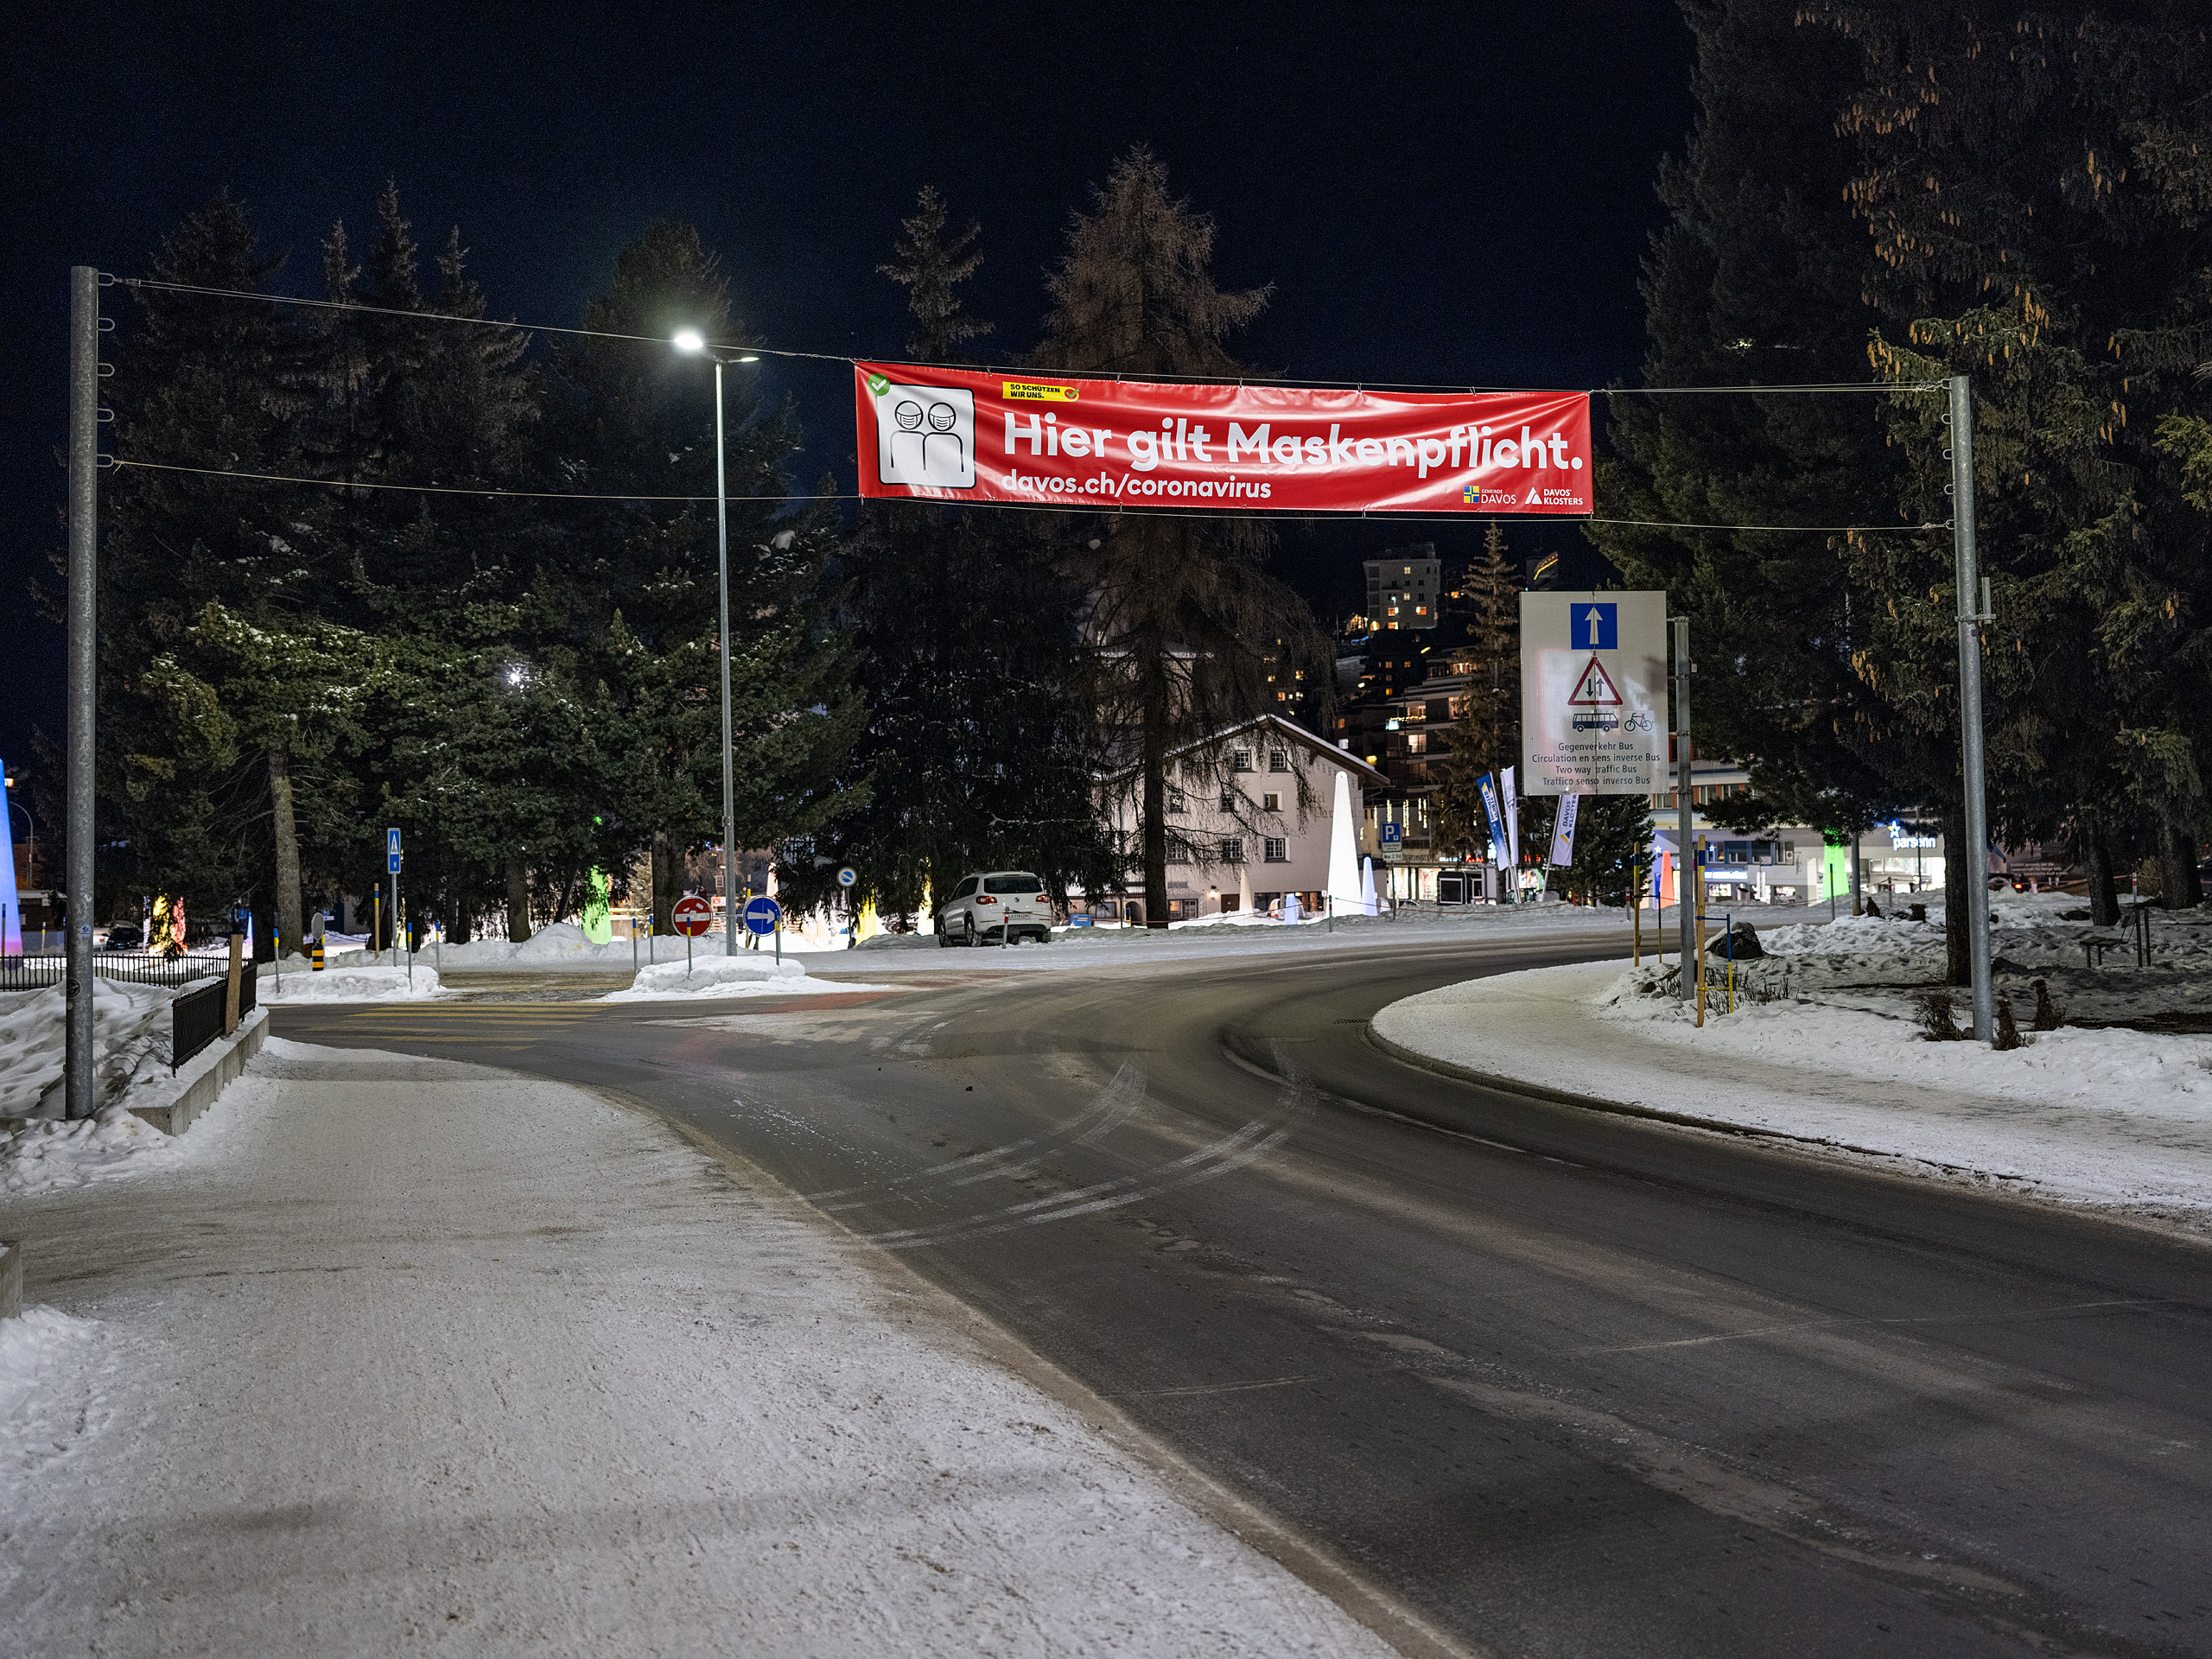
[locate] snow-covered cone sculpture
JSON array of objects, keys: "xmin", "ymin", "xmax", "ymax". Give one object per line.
[
  {"xmin": 1360, "ymin": 855, "xmax": 1378, "ymax": 917},
  {"xmin": 1326, "ymin": 769, "xmax": 1363, "ymax": 917}
]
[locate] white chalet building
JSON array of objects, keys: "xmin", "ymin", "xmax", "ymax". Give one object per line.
[{"xmin": 1092, "ymin": 715, "xmax": 1389, "ymax": 921}]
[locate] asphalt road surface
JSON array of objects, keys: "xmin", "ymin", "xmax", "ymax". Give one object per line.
[{"xmin": 272, "ymin": 934, "xmax": 2212, "ymax": 1658}]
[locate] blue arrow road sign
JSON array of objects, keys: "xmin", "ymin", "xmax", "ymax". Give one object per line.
[
  {"xmin": 742, "ymin": 893, "xmax": 783, "ymax": 936},
  {"xmin": 1570, "ymin": 602, "xmax": 1618, "ymax": 651},
  {"xmin": 386, "ymin": 827, "xmax": 403, "ymax": 874}
]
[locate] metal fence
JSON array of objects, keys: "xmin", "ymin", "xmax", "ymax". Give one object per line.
[
  {"xmin": 0, "ymin": 951, "xmax": 238, "ymax": 992},
  {"xmin": 171, "ymin": 964, "xmax": 256, "ymax": 1074}
]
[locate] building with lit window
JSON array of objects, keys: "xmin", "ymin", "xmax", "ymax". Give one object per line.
[{"xmin": 1364, "ymin": 549, "xmax": 1440, "ymax": 630}]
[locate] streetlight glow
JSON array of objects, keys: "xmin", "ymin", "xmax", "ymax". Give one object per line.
[{"xmin": 672, "ymin": 327, "xmax": 705, "ymax": 354}]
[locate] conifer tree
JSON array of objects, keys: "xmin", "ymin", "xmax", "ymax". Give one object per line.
[
  {"xmin": 1813, "ymin": 1, "xmax": 2212, "ymax": 920},
  {"xmin": 1587, "ymin": 0, "xmax": 1904, "ymax": 893},
  {"xmin": 797, "ymin": 189, "xmax": 1113, "ymax": 924},
  {"xmin": 879, "ymin": 187, "xmax": 992, "ymax": 363},
  {"xmin": 1429, "ymin": 523, "xmax": 1519, "ymax": 861},
  {"xmin": 1029, "ymin": 148, "xmax": 1328, "ymax": 925},
  {"xmin": 99, "ymin": 194, "xmax": 345, "ymax": 945},
  {"xmin": 537, "ymin": 223, "xmax": 862, "ymax": 932}
]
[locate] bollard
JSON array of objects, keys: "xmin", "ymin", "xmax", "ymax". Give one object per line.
[{"xmin": 311, "ymin": 938, "xmax": 326, "ymax": 972}]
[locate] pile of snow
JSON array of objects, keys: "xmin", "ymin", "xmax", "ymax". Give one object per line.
[
  {"xmin": 1594, "ymin": 962, "xmax": 2212, "ymax": 1119},
  {"xmin": 433, "ymin": 921, "xmax": 637, "ymax": 968},
  {"xmin": 850, "ymin": 931, "xmax": 939, "ymax": 951},
  {"xmin": 603, "ymin": 954, "xmax": 883, "ymax": 1001},
  {"xmin": 0, "ymin": 979, "xmax": 181, "ymax": 1121},
  {"xmin": 259, "ymin": 963, "xmax": 450, "ymax": 1004},
  {"xmin": 1730, "ymin": 893, "xmax": 2212, "ymax": 1030},
  {"xmin": 1, "ymin": 1105, "xmax": 191, "ymax": 1196}
]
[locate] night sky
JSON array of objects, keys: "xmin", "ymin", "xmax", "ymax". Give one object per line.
[{"xmin": 1, "ymin": 2, "xmax": 1696, "ymax": 784}]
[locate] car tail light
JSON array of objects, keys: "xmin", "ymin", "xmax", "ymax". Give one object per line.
[{"xmin": 976, "ymin": 895, "xmax": 996, "ymax": 905}]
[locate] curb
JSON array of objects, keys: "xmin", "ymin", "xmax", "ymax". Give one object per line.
[
  {"xmin": 133, "ymin": 1006, "xmax": 269, "ymax": 1137},
  {"xmin": 1360, "ymin": 1019, "xmax": 1914, "ymax": 1160},
  {"xmin": 0, "ymin": 1238, "xmax": 20, "ymax": 1321}
]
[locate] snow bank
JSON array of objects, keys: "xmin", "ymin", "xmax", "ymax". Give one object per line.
[
  {"xmin": 602, "ymin": 954, "xmax": 885, "ymax": 1001},
  {"xmin": 258, "ymin": 963, "xmax": 451, "ymax": 1004},
  {"xmin": 1737, "ymin": 896, "xmax": 2212, "ymax": 1031},
  {"xmin": 0, "ymin": 979, "xmax": 179, "ymax": 1120},
  {"xmin": 0, "ymin": 1106, "xmax": 191, "ymax": 1196},
  {"xmin": 436, "ymin": 921, "xmax": 746, "ymax": 969},
  {"xmin": 1375, "ymin": 959, "xmax": 2212, "ymax": 1217}
]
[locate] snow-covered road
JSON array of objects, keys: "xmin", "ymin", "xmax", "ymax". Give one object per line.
[{"xmin": 0, "ymin": 1039, "xmax": 1395, "ymax": 1656}]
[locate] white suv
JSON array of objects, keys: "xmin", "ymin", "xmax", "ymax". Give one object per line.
[{"xmin": 938, "ymin": 871, "xmax": 1053, "ymax": 945}]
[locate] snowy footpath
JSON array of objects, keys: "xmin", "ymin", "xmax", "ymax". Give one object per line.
[
  {"xmin": 0, "ymin": 1038, "xmax": 1391, "ymax": 1657},
  {"xmin": 1374, "ymin": 903, "xmax": 2212, "ymax": 1227}
]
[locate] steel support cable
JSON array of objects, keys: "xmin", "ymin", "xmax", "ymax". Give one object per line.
[
  {"xmin": 117, "ymin": 277, "xmax": 1950, "ymax": 398},
  {"xmin": 109, "ymin": 458, "xmax": 1944, "ymax": 532}
]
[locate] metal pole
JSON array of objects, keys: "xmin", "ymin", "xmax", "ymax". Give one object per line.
[
  {"xmin": 715, "ymin": 359, "xmax": 737, "ymax": 960},
  {"xmin": 1949, "ymin": 374, "xmax": 1996, "ymax": 1043},
  {"xmin": 1672, "ymin": 617, "xmax": 1694, "ymax": 1001},
  {"xmin": 65, "ymin": 265, "xmax": 100, "ymax": 1119}
]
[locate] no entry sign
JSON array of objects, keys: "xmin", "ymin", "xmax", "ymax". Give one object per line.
[
  {"xmin": 855, "ymin": 363, "xmax": 1591, "ymax": 517},
  {"xmin": 671, "ymin": 894, "xmax": 713, "ymax": 938}
]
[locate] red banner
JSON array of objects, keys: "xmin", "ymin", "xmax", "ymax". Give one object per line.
[{"xmin": 854, "ymin": 363, "xmax": 1592, "ymax": 516}]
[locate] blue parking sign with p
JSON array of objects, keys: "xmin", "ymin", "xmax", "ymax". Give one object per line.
[{"xmin": 1571, "ymin": 603, "xmax": 1618, "ymax": 651}]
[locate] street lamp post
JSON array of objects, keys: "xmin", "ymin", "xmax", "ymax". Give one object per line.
[{"xmin": 673, "ymin": 330, "xmax": 759, "ymax": 956}]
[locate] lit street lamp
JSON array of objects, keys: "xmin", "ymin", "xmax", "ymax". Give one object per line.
[{"xmin": 672, "ymin": 329, "xmax": 760, "ymax": 953}]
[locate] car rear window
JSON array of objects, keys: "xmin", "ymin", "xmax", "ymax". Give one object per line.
[{"xmin": 984, "ymin": 874, "xmax": 1044, "ymax": 894}]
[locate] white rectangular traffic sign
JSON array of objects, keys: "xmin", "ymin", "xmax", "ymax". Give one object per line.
[{"xmin": 1520, "ymin": 591, "xmax": 1667, "ymax": 794}]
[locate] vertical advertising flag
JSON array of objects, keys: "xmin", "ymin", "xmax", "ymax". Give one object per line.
[
  {"xmin": 1477, "ymin": 773, "xmax": 1510, "ymax": 869},
  {"xmin": 1548, "ymin": 794, "xmax": 1580, "ymax": 868},
  {"xmin": 0, "ymin": 756, "xmax": 20, "ymax": 957},
  {"xmin": 1501, "ymin": 766, "xmax": 1521, "ymax": 869}
]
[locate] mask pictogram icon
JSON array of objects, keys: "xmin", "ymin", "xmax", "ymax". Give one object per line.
[{"xmin": 875, "ymin": 384, "xmax": 976, "ymax": 488}]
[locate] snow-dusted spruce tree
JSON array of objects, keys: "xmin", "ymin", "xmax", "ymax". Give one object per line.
[
  {"xmin": 96, "ymin": 194, "xmax": 354, "ymax": 947},
  {"xmin": 1430, "ymin": 522, "xmax": 1521, "ymax": 863},
  {"xmin": 534, "ymin": 222, "xmax": 861, "ymax": 934},
  {"xmin": 314, "ymin": 186, "xmax": 553, "ymax": 941},
  {"xmin": 790, "ymin": 188, "xmax": 1116, "ymax": 925},
  {"xmin": 1820, "ymin": 1, "xmax": 2212, "ymax": 934},
  {"xmin": 1027, "ymin": 147, "xmax": 1329, "ymax": 927},
  {"xmin": 1582, "ymin": 1, "xmax": 1904, "ymax": 934}
]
